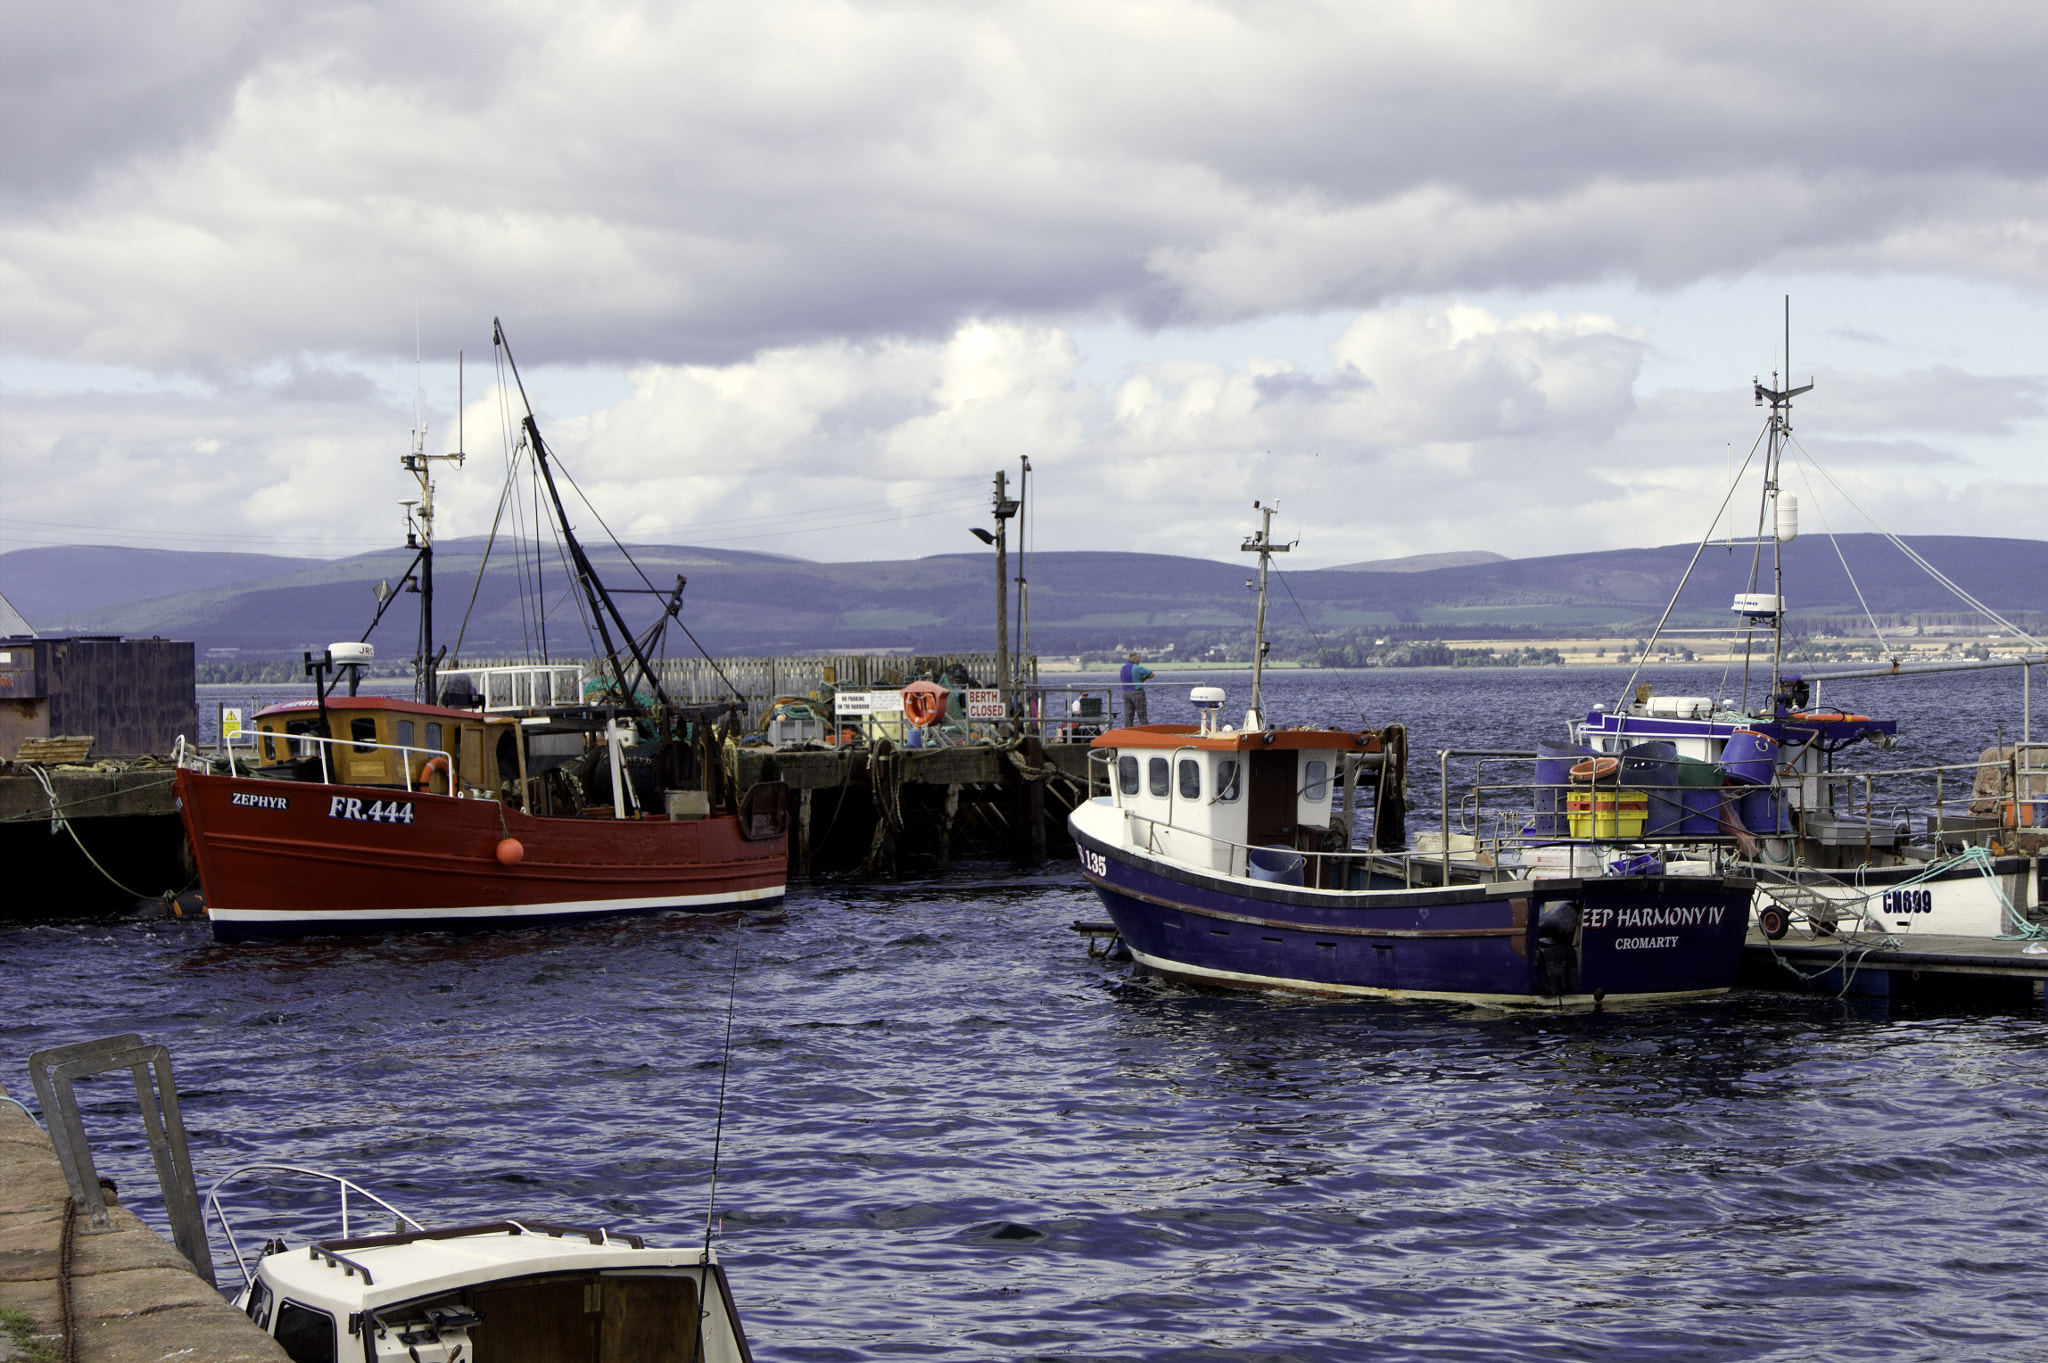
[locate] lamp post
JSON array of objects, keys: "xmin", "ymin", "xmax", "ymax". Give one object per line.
[{"xmin": 972, "ymin": 470, "xmax": 1021, "ymax": 715}]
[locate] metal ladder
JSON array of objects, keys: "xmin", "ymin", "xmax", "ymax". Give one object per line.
[{"xmin": 27, "ymin": 1034, "xmax": 215, "ymax": 1287}]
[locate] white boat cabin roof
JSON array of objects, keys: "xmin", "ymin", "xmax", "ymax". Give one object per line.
[{"xmin": 259, "ymin": 1220, "xmax": 712, "ymax": 1312}]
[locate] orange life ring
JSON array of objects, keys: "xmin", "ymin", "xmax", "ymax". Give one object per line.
[
  {"xmin": 902, "ymin": 680, "xmax": 950, "ymax": 728},
  {"xmin": 1569, "ymin": 756, "xmax": 1620, "ymax": 782},
  {"xmin": 415, "ymin": 754, "xmax": 451, "ymax": 793}
]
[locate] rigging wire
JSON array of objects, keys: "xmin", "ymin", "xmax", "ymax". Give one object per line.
[
  {"xmin": 1272, "ymin": 567, "xmax": 1327, "ymax": 652},
  {"xmin": 1615, "ymin": 421, "xmax": 1770, "ymax": 710},
  {"xmin": 1789, "ymin": 433, "xmax": 2046, "ymax": 650},
  {"xmin": 450, "ymin": 422, "xmax": 530, "ymax": 663},
  {"xmin": 1787, "ymin": 445, "xmax": 1896, "ymax": 663},
  {"xmin": 700, "ymin": 940, "xmax": 743, "ymax": 1281}
]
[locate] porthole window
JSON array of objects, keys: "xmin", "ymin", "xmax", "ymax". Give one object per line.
[
  {"xmin": 1118, "ymin": 755, "xmax": 1139, "ymax": 796},
  {"xmin": 1178, "ymin": 759, "xmax": 1200, "ymax": 799},
  {"xmin": 1304, "ymin": 760, "xmax": 1329, "ymax": 802}
]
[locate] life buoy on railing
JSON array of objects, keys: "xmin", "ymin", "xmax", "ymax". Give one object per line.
[
  {"xmin": 902, "ymin": 680, "xmax": 950, "ymax": 728},
  {"xmin": 415, "ymin": 754, "xmax": 451, "ymax": 794},
  {"xmin": 1569, "ymin": 756, "xmax": 1620, "ymax": 783}
]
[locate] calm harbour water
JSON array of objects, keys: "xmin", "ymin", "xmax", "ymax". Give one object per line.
[{"xmin": 7, "ymin": 666, "xmax": 2046, "ymax": 1361}]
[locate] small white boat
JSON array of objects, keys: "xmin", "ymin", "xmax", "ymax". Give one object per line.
[{"xmin": 210, "ymin": 1165, "xmax": 751, "ymax": 1362}]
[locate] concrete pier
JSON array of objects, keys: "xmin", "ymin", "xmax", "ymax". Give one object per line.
[{"xmin": 0, "ymin": 1081, "xmax": 286, "ymax": 1362}]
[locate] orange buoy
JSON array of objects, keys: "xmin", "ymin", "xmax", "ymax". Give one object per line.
[
  {"xmin": 1788, "ymin": 711, "xmax": 1871, "ymax": 723},
  {"xmin": 495, "ymin": 837, "xmax": 525, "ymax": 866},
  {"xmin": 415, "ymin": 754, "xmax": 451, "ymax": 793},
  {"xmin": 902, "ymin": 679, "xmax": 951, "ymax": 728}
]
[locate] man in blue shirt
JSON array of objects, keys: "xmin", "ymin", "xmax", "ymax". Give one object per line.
[{"xmin": 1119, "ymin": 652, "xmax": 1154, "ymax": 727}]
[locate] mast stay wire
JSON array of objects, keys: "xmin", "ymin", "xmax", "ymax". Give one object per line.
[
  {"xmin": 546, "ymin": 457, "xmax": 745, "ymax": 703},
  {"xmin": 1616, "ymin": 420, "xmax": 1771, "ymax": 711},
  {"xmin": 450, "ymin": 390, "xmax": 534, "ymax": 663},
  {"xmin": 1789, "ymin": 433, "xmax": 2046, "ymax": 650},
  {"xmin": 1786, "ymin": 445, "xmax": 1897, "ymax": 664},
  {"xmin": 1272, "ymin": 566, "xmax": 1326, "ymax": 651}
]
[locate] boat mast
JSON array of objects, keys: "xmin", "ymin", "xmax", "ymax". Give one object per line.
[
  {"xmin": 402, "ymin": 350, "xmax": 465, "ymax": 703},
  {"xmin": 1753, "ymin": 297, "xmax": 1811, "ymax": 709},
  {"xmin": 1242, "ymin": 501, "xmax": 1287, "ymax": 729},
  {"xmin": 493, "ymin": 319, "xmax": 673, "ymax": 711}
]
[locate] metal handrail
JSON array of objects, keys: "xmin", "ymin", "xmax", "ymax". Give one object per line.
[
  {"xmin": 262, "ymin": 730, "xmax": 455, "ymax": 790},
  {"xmin": 205, "ymin": 1163, "xmax": 425, "ymax": 1290}
]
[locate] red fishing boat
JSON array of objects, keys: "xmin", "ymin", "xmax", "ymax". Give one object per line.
[{"xmin": 176, "ymin": 320, "xmax": 788, "ymax": 941}]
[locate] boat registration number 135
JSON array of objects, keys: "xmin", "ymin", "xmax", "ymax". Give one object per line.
[
  {"xmin": 1079, "ymin": 848, "xmax": 1108, "ymax": 878},
  {"xmin": 329, "ymin": 796, "xmax": 415, "ymax": 825}
]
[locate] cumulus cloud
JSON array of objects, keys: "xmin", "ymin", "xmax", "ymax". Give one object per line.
[
  {"xmin": 10, "ymin": 303, "xmax": 2032, "ymax": 571},
  {"xmin": 2, "ymin": 0, "xmax": 2046, "ymax": 370}
]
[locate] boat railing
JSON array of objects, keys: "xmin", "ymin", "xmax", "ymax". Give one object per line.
[
  {"xmin": 204, "ymin": 1163, "xmax": 425, "ymax": 1289},
  {"xmin": 1440, "ymin": 746, "xmax": 2047, "ymax": 877},
  {"xmin": 440, "ymin": 663, "xmax": 587, "ymax": 713},
  {"xmin": 1115, "ymin": 808, "xmax": 1677, "ymax": 889},
  {"xmin": 1017, "ymin": 684, "xmax": 1123, "ymax": 744},
  {"xmin": 270, "ymin": 730, "xmax": 459, "ymax": 793}
]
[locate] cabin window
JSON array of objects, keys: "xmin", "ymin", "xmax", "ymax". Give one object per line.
[
  {"xmin": 1304, "ymin": 760, "xmax": 1329, "ymax": 802},
  {"xmin": 426, "ymin": 721, "xmax": 443, "ymax": 752},
  {"xmin": 1148, "ymin": 756, "xmax": 1169, "ymax": 797},
  {"xmin": 272, "ymin": 1300, "xmax": 336, "ymax": 1363},
  {"xmin": 243, "ymin": 1279, "xmax": 274, "ymax": 1331},
  {"xmin": 349, "ymin": 717, "xmax": 378, "ymax": 753},
  {"xmin": 260, "ymin": 729, "xmax": 278, "ymax": 762},
  {"xmin": 1117, "ymin": 755, "xmax": 1139, "ymax": 796},
  {"xmin": 1178, "ymin": 759, "xmax": 1200, "ymax": 799},
  {"xmin": 395, "ymin": 720, "xmax": 415, "ymax": 749},
  {"xmin": 1215, "ymin": 760, "xmax": 1241, "ymax": 802},
  {"xmin": 286, "ymin": 717, "xmax": 325, "ymax": 759}
]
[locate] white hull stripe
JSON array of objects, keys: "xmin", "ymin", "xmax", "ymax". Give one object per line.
[
  {"xmin": 207, "ymin": 886, "xmax": 784, "ymax": 924},
  {"xmin": 1126, "ymin": 945, "xmax": 1728, "ymax": 1009}
]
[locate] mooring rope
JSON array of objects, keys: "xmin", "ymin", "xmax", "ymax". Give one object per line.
[{"xmin": 25, "ymin": 765, "xmax": 160, "ymax": 901}]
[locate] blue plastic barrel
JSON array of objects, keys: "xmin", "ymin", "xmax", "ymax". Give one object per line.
[
  {"xmin": 1675, "ymin": 756, "xmax": 1722, "ymax": 834},
  {"xmin": 1248, "ymin": 846, "xmax": 1306, "ymax": 886},
  {"xmin": 1534, "ymin": 740, "xmax": 1594, "ymax": 836},
  {"xmin": 1739, "ymin": 786, "xmax": 1789, "ymax": 834},
  {"xmin": 1721, "ymin": 729, "xmax": 1779, "ymax": 785},
  {"xmin": 1621, "ymin": 741, "xmax": 1682, "ymax": 838}
]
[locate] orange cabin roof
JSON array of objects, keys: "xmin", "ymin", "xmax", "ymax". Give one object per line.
[
  {"xmin": 1088, "ymin": 723, "xmax": 1378, "ymax": 753},
  {"xmin": 253, "ymin": 695, "xmax": 500, "ymax": 723}
]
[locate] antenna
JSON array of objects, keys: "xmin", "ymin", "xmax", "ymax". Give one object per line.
[
  {"xmin": 701, "ymin": 941, "xmax": 743, "ymax": 1269},
  {"xmin": 1241, "ymin": 500, "xmax": 1289, "ymax": 729}
]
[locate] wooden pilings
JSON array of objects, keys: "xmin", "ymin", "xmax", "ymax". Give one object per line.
[{"xmin": 735, "ymin": 740, "xmax": 1091, "ymax": 879}]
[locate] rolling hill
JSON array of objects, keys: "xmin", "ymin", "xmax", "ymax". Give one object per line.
[{"xmin": 3, "ymin": 533, "xmax": 2042, "ymax": 657}]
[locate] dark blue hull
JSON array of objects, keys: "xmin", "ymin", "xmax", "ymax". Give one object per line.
[{"xmin": 1074, "ymin": 826, "xmax": 1752, "ymax": 1005}]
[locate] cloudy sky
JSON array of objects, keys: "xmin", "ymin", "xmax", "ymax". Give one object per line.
[{"xmin": 2, "ymin": 0, "xmax": 2043, "ymax": 571}]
